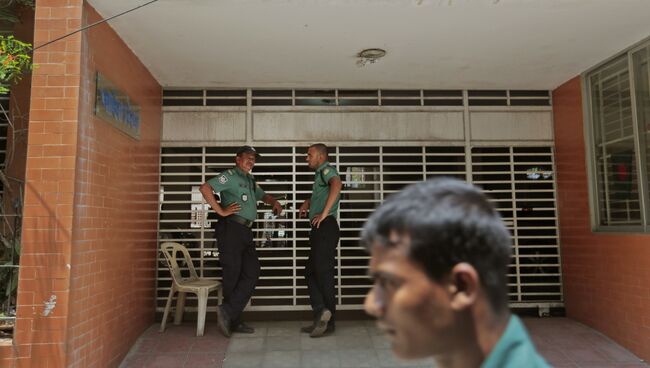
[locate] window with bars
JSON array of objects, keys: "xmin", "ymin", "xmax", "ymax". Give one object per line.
[
  {"xmin": 157, "ymin": 145, "xmax": 562, "ymax": 313},
  {"xmin": 585, "ymin": 39, "xmax": 650, "ymax": 231},
  {"xmin": 162, "ymin": 89, "xmax": 550, "ymax": 107}
]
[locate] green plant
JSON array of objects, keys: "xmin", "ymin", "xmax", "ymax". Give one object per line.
[
  {"xmin": 0, "ymin": 0, "xmax": 34, "ymax": 93},
  {"xmin": 0, "ymin": 35, "xmax": 32, "ymax": 94}
]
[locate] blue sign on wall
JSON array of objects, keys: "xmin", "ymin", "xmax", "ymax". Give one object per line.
[{"xmin": 94, "ymin": 72, "xmax": 141, "ymax": 140}]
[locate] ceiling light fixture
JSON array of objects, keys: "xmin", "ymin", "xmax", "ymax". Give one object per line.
[{"xmin": 356, "ymin": 48, "xmax": 387, "ymax": 67}]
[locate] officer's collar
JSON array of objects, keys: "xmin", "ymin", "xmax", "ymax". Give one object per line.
[
  {"xmin": 316, "ymin": 161, "xmax": 330, "ymax": 172},
  {"xmin": 234, "ymin": 166, "xmax": 253, "ymax": 178}
]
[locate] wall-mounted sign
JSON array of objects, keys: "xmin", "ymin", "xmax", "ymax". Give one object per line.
[{"xmin": 94, "ymin": 72, "xmax": 140, "ymax": 140}]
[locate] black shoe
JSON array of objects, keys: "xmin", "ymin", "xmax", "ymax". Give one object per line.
[
  {"xmin": 216, "ymin": 306, "xmax": 232, "ymax": 338},
  {"xmin": 309, "ymin": 309, "xmax": 332, "ymax": 338},
  {"xmin": 233, "ymin": 322, "xmax": 255, "ymax": 334},
  {"xmin": 311, "ymin": 324, "xmax": 335, "ymax": 338},
  {"xmin": 300, "ymin": 324, "xmax": 315, "ymax": 333}
]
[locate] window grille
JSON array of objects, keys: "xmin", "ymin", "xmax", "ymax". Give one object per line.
[
  {"xmin": 162, "ymin": 89, "xmax": 549, "ymax": 108},
  {"xmin": 585, "ymin": 39, "xmax": 650, "ymax": 231}
]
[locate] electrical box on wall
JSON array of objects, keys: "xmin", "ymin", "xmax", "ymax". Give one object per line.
[{"xmin": 191, "ymin": 186, "xmax": 211, "ymax": 229}]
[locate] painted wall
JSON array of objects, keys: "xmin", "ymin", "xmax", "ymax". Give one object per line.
[
  {"xmin": 553, "ymin": 77, "xmax": 650, "ymax": 362},
  {"xmin": 1, "ymin": 1, "xmax": 162, "ymax": 366}
]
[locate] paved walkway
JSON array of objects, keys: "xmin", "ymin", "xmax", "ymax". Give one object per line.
[{"xmin": 120, "ymin": 318, "xmax": 648, "ymax": 368}]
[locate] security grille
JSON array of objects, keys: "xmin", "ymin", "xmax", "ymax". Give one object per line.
[
  {"xmin": 162, "ymin": 89, "xmax": 550, "ymax": 107},
  {"xmin": 157, "ymin": 144, "xmax": 561, "ymax": 312},
  {"xmin": 471, "ymin": 146, "xmax": 561, "ymax": 303}
]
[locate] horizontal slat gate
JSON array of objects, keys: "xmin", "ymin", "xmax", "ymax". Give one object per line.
[{"xmin": 157, "ymin": 145, "xmax": 562, "ymax": 312}]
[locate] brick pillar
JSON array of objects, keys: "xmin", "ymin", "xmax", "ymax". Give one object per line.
[{"xmin": 5, "ymin": 1, "xmax": 83, "ymax": 367}]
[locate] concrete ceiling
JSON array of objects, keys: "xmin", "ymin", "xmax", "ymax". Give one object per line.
[{"xmin": 86, "ymin": 0, "xmax": 650, "ymax": 90}]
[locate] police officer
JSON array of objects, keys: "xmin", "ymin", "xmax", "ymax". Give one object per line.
[
  {"xmin": 298, "ymin": 143, "xmax": 342, "ymax": 337},
  {"xmin": 199, "ymin": 145, "xmax": 282, "ymax": 337}
]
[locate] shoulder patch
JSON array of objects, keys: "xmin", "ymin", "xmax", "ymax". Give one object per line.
[
  {"xmin": 323, "ymin": 168, "xmax": 330, "ymax": 175},
  {"xmin": 218, "ymin": 175, "xmax": 228, "ymax": 184}
]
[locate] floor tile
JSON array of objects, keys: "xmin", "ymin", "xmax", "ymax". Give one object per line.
[
  {"xmin": 596, "ymin": 342, "xmax": 645, "ymax": 363},
  {"xmin": 564, "ymin": 347, "xmax": 611, "ymax": 364},
  {"xmin": 146, "ymin": 353, "xmax": 188, "ymax": 368},
  {"xmin": 300, "ymin": 350, "xmax": 341, "ymax": 368},
  {"xmin": 267, "ymin": 325, "xmax": 302, "ymax": 337},
  {"xmin": 155, "ymin": 337, "xmax": 194, "ymax": 353},
  {"xmin": 131, "ymin": 338, "xmax": 159, "ymax": 354},
  {"xmin": 338, "ymin": 348, "xmax": 378, "ymax": 368},
  {"xmin": 223, "ymin": 351, "xmax": 264, "ymax": 368},
  {"xmin": 232, "ymin": 325, "xmax": 268, "ymax": 339},
  {"xmin": 335, "ymin": 334, "xmax": 374, "ymax": 349},
  {"xmin": 120, "ymin": 318, "xmax": 649, "ymax": 368},
  {"xmin": 301, "ymin": 334, "xmax": 338, "ymax": 350},
  {"xmin": 265, "ymin": 335, "xmax": 301, "ymax": 351},
  {"xmin": 119, "ymin": 354, "xmax": 151, "ymax": 368},
  {"xmin": 191, "ymin": 337, "xmax": 229, "ymax": 354},
  {"xmin": 184, "ymin": 353, "xmax": 224, "ymax": 368},
  {"xmin": 262, "ymin": 350, "xmax": 301, "ymax": 368},
  {"xmin": 370, "ymin": 334, "xmax": 391, "ymax": 349},
  {"xmin": 227, "ymin": 337, "xmax": 265, "ymax": 353},
  {"xmin": 375, "ymin": 349, "xmax": 430, "ymax": 367}
]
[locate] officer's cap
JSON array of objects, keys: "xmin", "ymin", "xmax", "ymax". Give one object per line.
[{"xmin": 236, "ymin": 145, "xmax": 261, "ymax": 158}]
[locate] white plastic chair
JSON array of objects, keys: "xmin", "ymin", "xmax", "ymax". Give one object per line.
[{"xmin": 159, "ymin": 242, "xmax": 222, "ymax": 336}]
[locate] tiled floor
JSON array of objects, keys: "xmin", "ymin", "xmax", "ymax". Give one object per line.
[{"xmin": 120, "ymin": 318, "xmax": 648, "ymax": 368}]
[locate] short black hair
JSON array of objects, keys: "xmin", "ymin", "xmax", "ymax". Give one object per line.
[
  {"xmin": 309, "ymin": 143, "xmax": 328, "ymax": 157},
  {"xmin": 361, "ymin": 178, "xmax": 512, "ymax": 312}
]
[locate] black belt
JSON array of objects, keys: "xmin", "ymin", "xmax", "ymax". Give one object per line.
[{"xmin": 228, "ymin": 215, "xmax": 254, "ymax": 228}]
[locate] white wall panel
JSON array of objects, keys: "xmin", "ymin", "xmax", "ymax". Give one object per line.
[
  {"xmin": 162, "ymin": 111, "xmax": 246, "ymax": 142},
  {"xmin": 470, "ymin": 111, "xmax": 553, "ymax": 141},
  {"xmin": 252, "ymin": 112, "xmax": 465, "ymax": 141}
]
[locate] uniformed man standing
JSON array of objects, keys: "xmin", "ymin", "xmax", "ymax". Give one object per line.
[
  {"xmin": 200, "ymin": 146, "xmax": 282, "ymax": 337},
  {"xmin": 299, "ymin": 143, "xmax": 342, "ymax": 337}
]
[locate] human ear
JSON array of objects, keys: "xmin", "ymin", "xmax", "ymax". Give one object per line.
[{"xmin": 447, "ymin": 263, "xmax": 479, "ymax": 311}]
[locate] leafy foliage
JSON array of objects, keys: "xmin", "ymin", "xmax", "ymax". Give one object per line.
[{"xmin": 0, "ymin": 35, "xmax": 32, "ymax": 94}]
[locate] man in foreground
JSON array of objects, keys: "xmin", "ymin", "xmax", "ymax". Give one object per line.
[{"xmin": 362, "ymin": 178, "xmax": 549, "ymax": 367}]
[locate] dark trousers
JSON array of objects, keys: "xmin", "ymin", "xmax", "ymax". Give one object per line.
[
  {"xmin": 215, "ymin": 219, "xmax": 260, "ymax": 325},
  {"xmin": 305, "ymin": 216, "xmax": 340, "ymax": 325}
]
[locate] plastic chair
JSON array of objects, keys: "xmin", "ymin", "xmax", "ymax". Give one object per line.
[{"xmin": 159, "ymin": 242, "xmax": 222, "ymax": 336}]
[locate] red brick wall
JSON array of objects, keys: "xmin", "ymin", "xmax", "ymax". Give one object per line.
[
  {"xmin": 65, "ymin": 3, "xmax": 161, "ymax": 367},
  {"xmin": 553, "ymin": 77, "xmax": 650, "ymax": 361},
  {"xmin": 1, "ymin": 1, "xmax": 162, "ymax": 366},
  {"xmin": 6, "ymin": 1, "xmax": 85, "ymax": 366},
  {"xmin": 1, "ymin": 7, "xmax": 35, "ymax": 363}
]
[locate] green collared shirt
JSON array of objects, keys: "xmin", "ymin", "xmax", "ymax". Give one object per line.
[
  {"xmin": 481, "ymin": 315, "xmax": 550, "ymax": 368},
  {"xmin": 308, "ymin": 161, "xmax": 340, "ymax": 220},
  {"xmin": 207, "ymin": 167, "xmax": 266, "ymax": 222}
]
